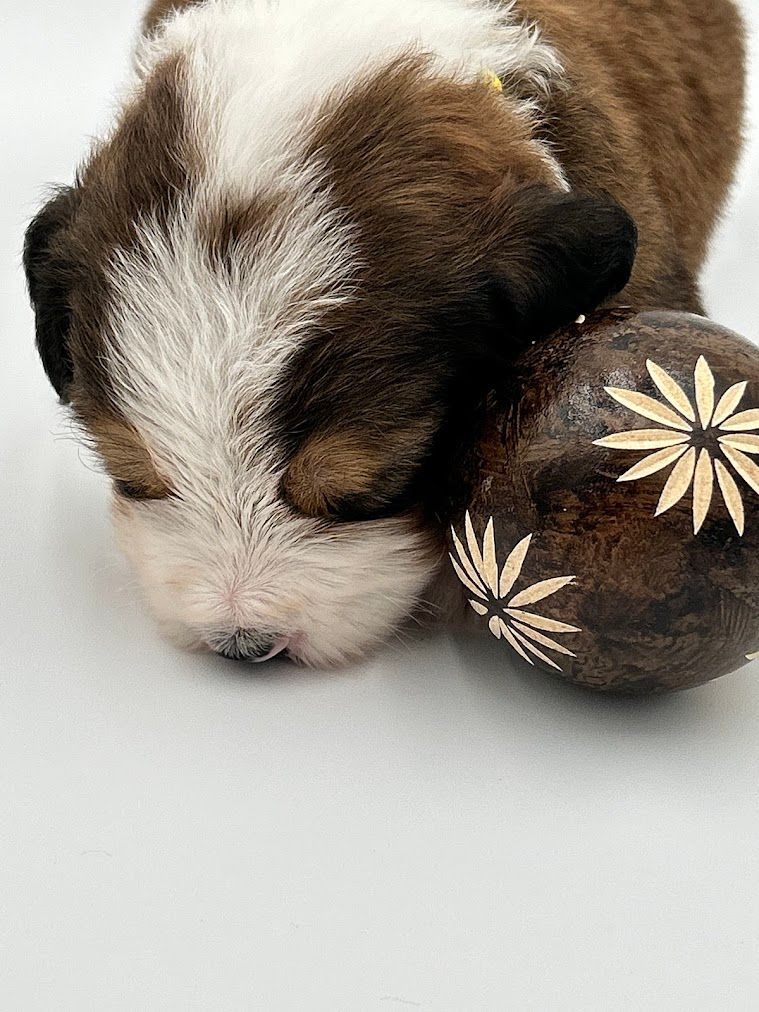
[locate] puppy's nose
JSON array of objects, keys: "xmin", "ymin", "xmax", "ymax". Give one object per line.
[{"xmin": 212, "ymin": 629, "xmax": 287, "ymax": 663}]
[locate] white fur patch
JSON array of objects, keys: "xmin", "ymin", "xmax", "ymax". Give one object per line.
[{"xmin": 107, "ymin": 173, "xmax": 357, "ymax": 486}]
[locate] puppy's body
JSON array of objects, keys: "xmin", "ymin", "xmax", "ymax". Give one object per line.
[
  {"xmin": 144, "ymin": 0, "xmax": 746, "ymax": 314},
  {"xmin": 25, "ymin": 0, "xmax": 745, "ymax": 665},
  {"xmin": 520, "ymin": 0, "xmax": 745, "ymax": 313}
]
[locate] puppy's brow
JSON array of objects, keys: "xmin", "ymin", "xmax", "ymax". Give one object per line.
[
  {"xmin": 202, "ymin": 194, "xmax": 284, "ymax": 269},
  {"xmin": 283, "ymin": 421, "xmax": 439, "ymax": 520},
  {"xmin": 89, "ymin": 413, "xmax": 172, "ymax": 500}
]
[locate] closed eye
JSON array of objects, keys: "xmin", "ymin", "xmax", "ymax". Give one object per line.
[
  {"xmin": 282, "ymin": 419, "xmax": 440, "ymax": 522},
  {"xmin": 325, "ymin": 483, "xmax": 421, "ymax": 522}
]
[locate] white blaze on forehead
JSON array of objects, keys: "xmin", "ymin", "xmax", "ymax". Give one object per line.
[{"xmin": 105, "ymin": 174, "xmax": 357, "ymax": 489}]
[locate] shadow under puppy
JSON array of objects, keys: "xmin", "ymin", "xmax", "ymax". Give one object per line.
[{"xmin": 24, "ymin": 0, "xmax": 745, "ymax": 665}]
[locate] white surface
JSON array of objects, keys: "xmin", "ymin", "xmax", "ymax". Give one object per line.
[{"xmin": 2, "ymin": 2, "xmax": 759, "ymax": 1008}]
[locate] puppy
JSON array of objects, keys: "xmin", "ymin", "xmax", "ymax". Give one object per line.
[{"xmin": 24, "ymin": 0, "xmax": 745, "ymax": 665}]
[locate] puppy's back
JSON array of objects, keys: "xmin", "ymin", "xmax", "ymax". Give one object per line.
[{"xmin": 521, "ymin": 0, "xmax": 746, "ymax": 277}]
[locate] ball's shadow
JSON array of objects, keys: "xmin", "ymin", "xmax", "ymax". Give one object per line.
[{"xmin": 447, "ymin": 627, "xmax": 748, "ymax": 739}]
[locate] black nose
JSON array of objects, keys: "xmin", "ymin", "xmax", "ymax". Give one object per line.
[{"xmin": 213, "ymin": 630, "xmax": 277, "ymax": 662}]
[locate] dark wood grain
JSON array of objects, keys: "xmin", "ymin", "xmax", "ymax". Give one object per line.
[{"xmin": 445, "ymin": 310, "xmax": 759, "ymax": 693}]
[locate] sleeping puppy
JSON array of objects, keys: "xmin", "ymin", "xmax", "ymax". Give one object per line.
[{"xmin": 24, "ymin": 0, "xmax": 745, "ymax": 665}]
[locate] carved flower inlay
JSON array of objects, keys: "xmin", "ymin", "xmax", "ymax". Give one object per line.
[
  {"xmin": 450, "ymin": 512, "xmax": 580, "ymax": 671},
  {"xmin": 594, "ymin": 356, "xmax": 759, "ymax": 535}
]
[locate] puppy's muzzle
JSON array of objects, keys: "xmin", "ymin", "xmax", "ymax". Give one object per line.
[{"xmin": 209, "ymin": 629, "xmax": 289, "ymax": 663}]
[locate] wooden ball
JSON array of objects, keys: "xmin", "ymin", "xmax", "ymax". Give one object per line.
[{"xmin": 448, "ymin": 310, "xmax": 759, "ymax": 693}]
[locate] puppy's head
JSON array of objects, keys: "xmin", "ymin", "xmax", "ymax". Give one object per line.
[{"xmin": 24, "ymin": 26, "xmax": 636, "ymax": 665}]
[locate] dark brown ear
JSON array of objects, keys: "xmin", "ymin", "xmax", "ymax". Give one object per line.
[
  {"xmin": 23, "ymin": 187, "xmax": 79, "ymax": 401},
  {"xmin": 484, "ymin": 185, "xmax": 638, "ymax": 341}
]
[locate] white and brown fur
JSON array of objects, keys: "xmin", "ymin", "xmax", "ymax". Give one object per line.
[{"xmin": 24, "ymin": 0, "xmax": 745, "ymax": 664}]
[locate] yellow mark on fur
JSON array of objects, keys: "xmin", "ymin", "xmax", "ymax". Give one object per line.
[{"xmin": 483, "ymin": 69, "xmax": 503, "ymax": 92}]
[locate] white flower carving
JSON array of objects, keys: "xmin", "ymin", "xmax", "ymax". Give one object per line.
[
  {"xmin": 450, "ymin": 512, "xmax": 580, "ymax": 671},
  {"xmin": 594, "ymin": 356, "xmax": 759, "ymax": 535}
]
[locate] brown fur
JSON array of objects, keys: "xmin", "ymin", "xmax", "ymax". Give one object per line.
[
  {"xmin": 202, "ymin": 193, "xmax": 288, "ymax": 274},
  {"xmin": 275, "ymin": 2, "xmax": 746, "ymax": 512},
  {"xmin": 284, "ymin": 421, "xmax": 439, "ymax": 519},
  {"xmin": 70, "ymin": 53, "xmax": 194, "ymax": 497},
  {"xmin": 277, "ymin": 55, "xmax": 638, "ymax": 516},
  {"xmin": 522, "ymin": 0, "xmax": 746, "ymax": 312},
  {"xmin": 88, "ymin": 416, "xmax": 172, "ymax": 499},
  {"xmin": 23, "ymin": 54, "xmax": 194, "ymax": 497},
  {"xmin": 307, "ymin": 55, "xmax": 564, "ymax": 315},
  {"xmin": 142, "ymin": 0, "xmax": 201, "ymax": 34}
]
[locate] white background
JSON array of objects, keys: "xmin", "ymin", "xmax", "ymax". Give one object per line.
[{"xmin": 2, "ymin": 2, "xmax": 758, "ymax": 1008}]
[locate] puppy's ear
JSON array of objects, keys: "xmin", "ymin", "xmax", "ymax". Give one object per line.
[
  {"xmin": 483, "ymin": 185, "xmax": 638, "ymax": 341},
  {"xmin": 23, "ymin": 187, "xmax": 79, "ymax": 401}
]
